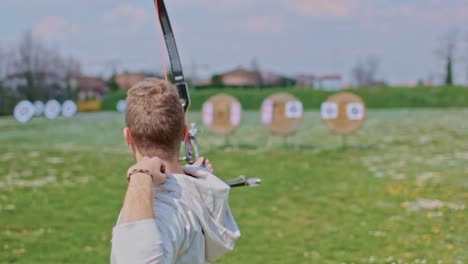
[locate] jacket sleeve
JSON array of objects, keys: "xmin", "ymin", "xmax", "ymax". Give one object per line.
[{"xmin": 111, "ymin": 219, "xmax": 168, "ymax": 264}]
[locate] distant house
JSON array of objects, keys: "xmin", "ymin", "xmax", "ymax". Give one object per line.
[
  {"xmin": 316, "ymin": 75, "xmax": 342, "ymax": 90},
  {"xmin": 295, "ymin": 74, "xmax": 342, "ymax": 90},
  {"xmin": 295, "ymin": 74, "xmax": 315, "ymax": 88},
  {"xmin": 4, "ymin": 73, "xmax": 28, "ymax": 90},
  {"xmin": 192, "ymin": 79, "xmax": 212, "ymax": 86},
  {"xmin": 221, "ymin": 68, "xmax": 261, "ymax": 87},
  {"xmin": 261, "ymin": 72, "xmax": 282, "ymax": 86},
  {"xmin": 78, "ymin": 76, "xmax": 109, "ymax": 101},
  {"xmin": 115, "ymin": 72, "xmax": 164, "ymax": 90},
  {"xmin": 115, "ymin": 73, "xmax": 146, "ymax": 91},
  {"xmin": 4, "ymin": 71, "xmax": 71, "ymax": 98}
]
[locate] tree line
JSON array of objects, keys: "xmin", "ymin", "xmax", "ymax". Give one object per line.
[{"xmin": 0, "ymin": 32, "xmax": 80, "ymax": 115}]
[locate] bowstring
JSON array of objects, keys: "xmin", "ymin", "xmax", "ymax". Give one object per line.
[{"xmin": 153, "ymin": 0, "xmax": 169, "ymax": 81}]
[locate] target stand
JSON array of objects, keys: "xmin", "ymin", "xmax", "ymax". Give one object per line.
[
  {"xmin": 202, "ymin": 94, "xmax": 242, "ymax": 145},
  {"xmin": 321, "ymin": 92, "xmax": 366, "ymax": 148},
  {"xmin": 261, "ymin": 93, "xmax": 303, "ymax": 147}
]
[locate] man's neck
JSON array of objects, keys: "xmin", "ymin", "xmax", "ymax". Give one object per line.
[
  {"xmin": 135, "ymin": 152, "xmax": 184, "ymax": 174},
  {"xmin": 162, "ymin": 159, "xmax": 184, "ymax": 174}
]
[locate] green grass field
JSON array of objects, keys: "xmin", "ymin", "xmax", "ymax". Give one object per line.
[
  {"xmin": 101, "ymin": 86, "xmax": 468, "ymax": 111},
  {"xmin": 0, "ymin": 109, "xmax": 467, "ymax": 263}
]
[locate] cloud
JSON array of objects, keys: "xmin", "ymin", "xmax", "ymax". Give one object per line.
[
  {"xmin": 246, "ymin": 16, "xmax": 287, "ymax": 33},
  {"xmin": 286, "ymin": 0, "xmax": 358, "ymax": 18},
  {"xmin": 171, "ymin": 0, "xmax": 256, "ymax": 9},
  {"xmin": 234, "ymin": 15, "xmax": 287, "ymax": 34},
  {"xmin": 103, "ymin": 3, "xmax": 148, "ymax": 33},
  {"xmin": 32, "ymin": 16, "xmax": 80, "ymax": 40}
]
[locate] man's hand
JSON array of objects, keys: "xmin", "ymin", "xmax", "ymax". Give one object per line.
[
  {"xmin": 127, "ymin": 156, "xmax": 166, "ymax": 185},
  {"xmin": 118, "ymin": 156, "xmax": 165, "ymax": 225},
  {"xmin": 191, "ymin": 156, "xmax": 214, "ymax": 174}
]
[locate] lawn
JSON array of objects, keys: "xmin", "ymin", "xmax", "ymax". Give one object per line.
[{"xmin": 0, "ymin": 109, "xmax": 467, "ymax": 263}]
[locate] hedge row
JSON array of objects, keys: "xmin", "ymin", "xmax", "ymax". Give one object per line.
[{"xmin": 101, "ymin": 86, "xmax": 468, "ymax": 111}]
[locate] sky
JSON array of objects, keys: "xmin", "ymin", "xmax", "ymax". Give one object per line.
[{"xmin": 0, "ymin": 0, "xmax": 467, "ymax": 85}]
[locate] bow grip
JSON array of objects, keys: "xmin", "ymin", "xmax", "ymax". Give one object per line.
[{"xmin": 175, "ymin": 82, "xmax": 190, "ymax": 112}]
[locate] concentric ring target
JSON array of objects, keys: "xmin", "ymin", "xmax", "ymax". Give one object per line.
[
  {"xmin": 14, "ymin": 100, "xmax": 35, "ymax": 123},
  {"xmin": 33, "ymin": 101, "xmax": 45, "ymax": 116},
  {"xmin": 116, "ymin": 100, "xmax": 126, "ymax": 113},
  {"xmin": 45, "ymin": 100, "xmax": 61, "ymax": 120},
  {"xmin": 62, "ymin": 100, "xmax": 77, "ymax": 117}
]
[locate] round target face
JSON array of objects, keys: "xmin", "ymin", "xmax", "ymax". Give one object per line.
[
  {"xmin": 321, "ymin": 102, "xmax": 338, "ymax": 120},
  {"xmin": 321, "ymin": 92, "xmax": 366, "ymax": 134},
  {"xmin": 261, "ymin": 93, "xmax": 303, "ymax": 135},
  {"xmin": 45, "ymin": 100, "xmax": 61, "ymax": 120},
  {"xmin": 201, "ymin": 94, "xmax": 242, "ymax": 134},
  {"xmin": 62, "ymin": 100, "xmax": 77, "ymax": 117},
  {"xmin": 285, "ymin": 101, "xmax": 303, "ymax": 118},
  {"xmin": 14, "ymin": 100, "xmax": 35, "ymax": 123},
  {"xmin": 230, "ymin": 102, "xmax": 242, "ymax": 126},
  {"xmin": 202, "ymin": 101, "xmax": 213, "ymax": 126},
  {"xmin": 33, "ymin": 101, "xmax": 45, "ymax": 116},
  {"xmin": 261, "ymin": 99, "xmax": 273, "ymax": 125},
  {"xmin": 116, "ymin": 100, "xmax": 126, "ymax": 113},
  {"xmin": 346, "ymin": 102, "xmax": 364, "ymax": 120}
]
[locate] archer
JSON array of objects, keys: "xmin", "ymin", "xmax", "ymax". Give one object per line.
[{"xmin": 110, "ymin": 78, "xmax": 240, "ymax": 263}]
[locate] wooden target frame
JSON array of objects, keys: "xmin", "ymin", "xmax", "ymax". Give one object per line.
[
  {"xmin": 321, "ymin": 92, "xmax": 366, "ymax": 135},
  {"xmin": 202, "ymin": 94, "xmax": 241, "ymax": 135},
  {"xmin": 261, "ymin": 93, "xmax": 303, "ymax": 136}
]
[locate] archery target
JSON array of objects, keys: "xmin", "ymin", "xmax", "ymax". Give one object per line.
[
  {"xmin": 230, "ymin": 102, "xmax": 242, "ymax": 126},
  {"xmin": 202, "ymin": 101, "xmax": 213, "ymax": 126},
  {"xmin": 261, "ymin": 99, "xmax": 273, "ymax": 125},
  {"xmin": 33, "ymin": 101, "xmax": 45, "ymax": 116},
  {"xmin": 285, "ymin": 101, "xmax": 303, "ymax": 118},
  {"xmin": 321, "ymin": 92, "xmax": 366, "ymax": 134},
  {"xmin": 321, "ymin": 102, "xmax": 338, "ymax": 120},
  {"xmin": 346, "ymin": 102, "xmax": 364, "ymax": 120},
  {"xmin": 45, "ymin": 100, "xmax": 61, "ymax": 120},
  {"xmin": 116, "ymin": 100, "xmax": 126, "ymax": 113},
  {"xmin": 202, "ymin": 94, "xmax": 242, "ymax": 134},
  {"xmin": 61, "ymin": 100, "xmax": 77, "ymax": 117},
  {"xmin": 262, "ymin": 93, "xmax": 303, "ymax": 135},
  {"xmin": 14, "ymin": 100, "xmax": 35, "ymax": 124}
]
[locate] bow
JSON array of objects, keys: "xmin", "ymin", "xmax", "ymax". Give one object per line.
[
  {"xmin": 153, "ymin": 0, "xmax": 199, "ymax": 164},
  {"xmin": 152, "ymin": 1, "xmax": 261, "ymax": 187}
]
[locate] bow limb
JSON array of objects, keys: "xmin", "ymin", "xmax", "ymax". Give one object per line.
[
  {"xmin": 153, "ymin": 0, "xmax": 197, "ymax": 164},
  {"xmin": 153, "ymin": 0, "xmax": 190, "ymax": 112}
]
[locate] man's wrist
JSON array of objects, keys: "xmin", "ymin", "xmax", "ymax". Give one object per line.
[
  {"xmin": 128, "ymin": 168, "xmax": 153, "ymax": 181},
  {"xmin": 128, "ymin": 172, "xmax": 153, "ymax": 185}
]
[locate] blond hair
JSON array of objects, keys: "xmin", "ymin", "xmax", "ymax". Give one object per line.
[{"xmin": 125, "ymin": 78, "xmax": 184, "ymax": 159}]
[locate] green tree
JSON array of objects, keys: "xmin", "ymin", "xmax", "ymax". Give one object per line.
[
  {"xmin": 437, "ymin": 29, "xmax": 458, "ymax": 86},
  {"xmin": 210, "ymin": 74, "xmax": 223, "ymax": 87},
  {"xmin": 445, "ymin": 56, "xmax": 453, "ymax": 86},
  {"xmin": 106, "ymin": 74, "xmax": 120, "ymax": 92}
]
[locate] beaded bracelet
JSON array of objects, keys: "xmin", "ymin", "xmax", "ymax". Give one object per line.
[{"xmin": 127, "ymin": 169, "xmax": 153, "ymax": 182}]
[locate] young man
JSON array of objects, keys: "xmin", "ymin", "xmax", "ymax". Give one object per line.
[{"xmin": 111, "ymin": 78, "xmax": 240, "ymax": 264}]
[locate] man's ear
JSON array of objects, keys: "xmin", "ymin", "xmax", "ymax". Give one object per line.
[
  {"xmin": 123, "ymin": 127, "xmax": 134, "ymax": 146},
  {"xmin": 181, "ymin": 123, "xmax": 188, "ymax": 141}
]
